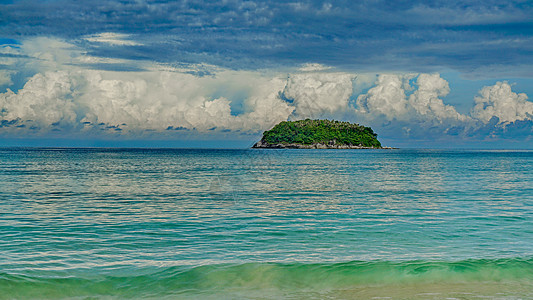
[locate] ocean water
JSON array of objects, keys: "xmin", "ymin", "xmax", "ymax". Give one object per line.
[{"xmin": 0, "ymin": 148, "xmax": 531, "ymax": 299}]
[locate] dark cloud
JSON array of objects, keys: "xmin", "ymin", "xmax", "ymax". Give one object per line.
[{"xmin": 1, "ymin": 0, "xmax": 532, "ymax": 76}]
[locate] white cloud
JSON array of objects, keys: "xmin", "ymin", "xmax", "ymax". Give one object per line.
[
  {"xmin": 471, "ymin": 81, "xmax": 533, "ymax": 124},
  {"xmin": 21, "ymin": 37, "xmax": 85, "ymax": 69},
  {"xmin": 298, "ymin": 63, "xmax": 332, "ymax": 72},
  {"xmin": 84, "ymin": 32, "xmax": 142, "ymax": 46},
  {"xmin": 281, "ymin": 72, "xmax": 355, "ymax": 119},
  {"xmin": 1, "ymin": 37, "xmax": 531, "ymax": 143},
  {"xmin": 238, "ymin": 77, "xmax": 295, "ymax": 132},
  {"xmin": 408, "ymin": 73, "xmax": 467, "ymax": 122},
  {"xmin": 0, "ymin": 68, "xmax": 295, "ymax": 135},
  {"xmin": 355, "ymin": 74, "xmax": 409, "ymax": 120},
  {"xmin": 0, "ymin": 71, "xmax": 78, "ymax": 132},
  {"xmin": 0, "ymin": 37, "xmax": 294, "ymax": 135},
  {"xmin": 355, "ymin": 73, "xmax": 468, "ymax": 124},
  {"xmin": 74, "ymin": 55, "xmax": 136, "ymax": 65},
  {"xmin": 0, "ymin": 70, "xmax": 13, "ymax": 87}
]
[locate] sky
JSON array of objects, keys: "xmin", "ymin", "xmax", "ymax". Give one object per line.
[{"xmin": 0, "ymin": 0, "xmax": 532, "ymax": 148}]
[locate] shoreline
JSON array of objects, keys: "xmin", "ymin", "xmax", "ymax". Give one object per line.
[{"xmin": 252, "ymin": 141, "xmax": 397, "ymax": 149}]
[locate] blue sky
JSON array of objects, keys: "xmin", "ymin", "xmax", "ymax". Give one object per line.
[{"xmin": 0, "ymin": 0, "xmax": 532, "ymax": 148}]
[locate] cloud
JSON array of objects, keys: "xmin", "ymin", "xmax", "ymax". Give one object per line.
[
  {"xmin": 1, "ymin": 62, "xmax": 531, "ymax": 143},
  {"xmin": 83, "ymin": 32, "xmax": 142, "ymax": 46},
  {"xmin": 281, "ymin": 72, "xmax": 355, "ymax": 119},
  {"xmin": 352, "ymin": 73, "xmax": 533, "ymax": 142},
  {"xmin": 1, "ymin": 66, "xmax": 532, "ymax": 144},
  {"xmin": 356, "ymin": 73, "xmax": 468, "ymax": 123},
  {"xmin": 0, "ymin": 37, "xmax": 89, "ymax": 79},
  {"xmin": 0, "ymin": 71, "xmax": 78, "ymax": 131},
  {"xmin": 471, "ymin": 81, "xmax": 533, "ymax": 124},
  {"xmin": 0, "ymin": 70, "xmax": 13, "ymax": 87},
  {"xmin": 408, "ymin": 73, "xmax": 467, "ymax": 123},
  {"xmin": 239, "ymin": 77, "xmax": 295, "ymax": 132},
  {"xmin": 0, "ymin": 37, "xmax": 532, "ymax": 145},
  {"xmin": 1, "ymin": 1, "xmax": 532, "ymax": 76},
  {"xmin": 0, "ymin": 37, "xmax": 294, "ymax": 137},
  {"xmin": 356, "ymin": 74, "xmax": 410, "ymax": 120},
  {"xmin": 298, "ymin": 63, "xmax": 332, "ymax": 72},
  {"xmin": 0, "ymin": 68, "xmax": 294, "ymax": 137}
]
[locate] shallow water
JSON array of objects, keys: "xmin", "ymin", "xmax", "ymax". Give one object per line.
[{"xmin": 0, "ymin": 148, "xmax": 531, "ymax": 299}]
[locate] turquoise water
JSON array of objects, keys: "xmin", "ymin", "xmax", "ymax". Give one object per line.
[{"xmin": 0, "ymin": 148, "xmax": 532, "ymax": 299}]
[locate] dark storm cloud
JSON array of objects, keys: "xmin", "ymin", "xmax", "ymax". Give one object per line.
[{"xmin": 1, "ymin": 0, "xmax": 532, "ymax": 75}]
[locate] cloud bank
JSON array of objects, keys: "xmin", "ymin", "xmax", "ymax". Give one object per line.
[
  {"xmin": 1, "ymin": 37, "xmax": 532, "ymax": 146},
  {"xmin": 1, "ymin": 69, "xmax": 531, "ymax": 143},
  {"xmin": 0, "ymin": 69, "xmax": 295, "ymax": 137}
]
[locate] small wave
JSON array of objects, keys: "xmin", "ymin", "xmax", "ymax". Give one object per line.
[{"xmin": 1, "ymin": 258, "xmax": 532, "ymax": 299}]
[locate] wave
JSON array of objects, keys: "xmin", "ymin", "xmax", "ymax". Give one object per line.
[{"xmin": 1, "ymin": 258, "xmax": 532, "ymax": 299}]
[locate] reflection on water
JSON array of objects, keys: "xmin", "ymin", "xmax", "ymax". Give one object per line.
[{"xmin": 0, "ymin": 148, "xmax": 532, "ymax": 273}]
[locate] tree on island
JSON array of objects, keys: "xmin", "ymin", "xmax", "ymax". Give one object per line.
[{"xmin": 254, "ymin": 119, "xmax": 382, "ymax": 149}]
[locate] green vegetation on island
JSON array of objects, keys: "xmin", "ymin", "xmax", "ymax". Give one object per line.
[{"xmin": 253, "ymin": 119, "xmax": 383, "ymax": 149}]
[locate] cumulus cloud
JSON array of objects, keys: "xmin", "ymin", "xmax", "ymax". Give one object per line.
[
  {"xmin": 0, "ymin": 68, "xmax": 294, "ymax": 136},
  {"xmin": 281, "ymin": 72, "xmax": 355, "ymax": 119},
  {"xmin": 408, "ymin": 73, "xmax": 468, "ymax": 123},
  {"xmin": 0, "ymin": 71, "xmax": 78, "ymax": 131},
  {"xmin": 355, "ymin": 73, "xmax": 467, "ymax": 124},
  {"xmin": 239, "ymin": 77, "xmax": 295, "ymax": 132},
  {"xmin": 471, "ymin": 81, "xmax": 533, "ymax": 124},
  {"xmin": 1, "ymin": 64, "xmax": 531, "ymax": 143},
  {"xmin": 0, "ymin": 37, "xmax": 294, "ymax": 136},
  {"xmin": 356, "ymin": 74, "xmax": 410, "ymax": 120},
  {"xmin": 1, "ymin": 37, "xmax": 532, "ymax": 145}
]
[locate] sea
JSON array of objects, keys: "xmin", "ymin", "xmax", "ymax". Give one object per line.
[{"xmin": 0, "ymin": 148, "xmax": 531, "ymax": 299}]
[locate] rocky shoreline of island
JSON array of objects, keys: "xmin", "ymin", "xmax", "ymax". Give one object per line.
[{"xmin": 252, "ymin": 140, "xmax": 396, "ymax": 149}]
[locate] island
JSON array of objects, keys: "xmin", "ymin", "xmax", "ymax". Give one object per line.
[{"xmin": 253, "ymin": 119, "xmax": 391, "ymax": 149}]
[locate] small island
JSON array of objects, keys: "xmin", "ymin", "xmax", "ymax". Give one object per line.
[{"xmin": 253, "ymin": 119, "xmax": 390, "ymax": 149}]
